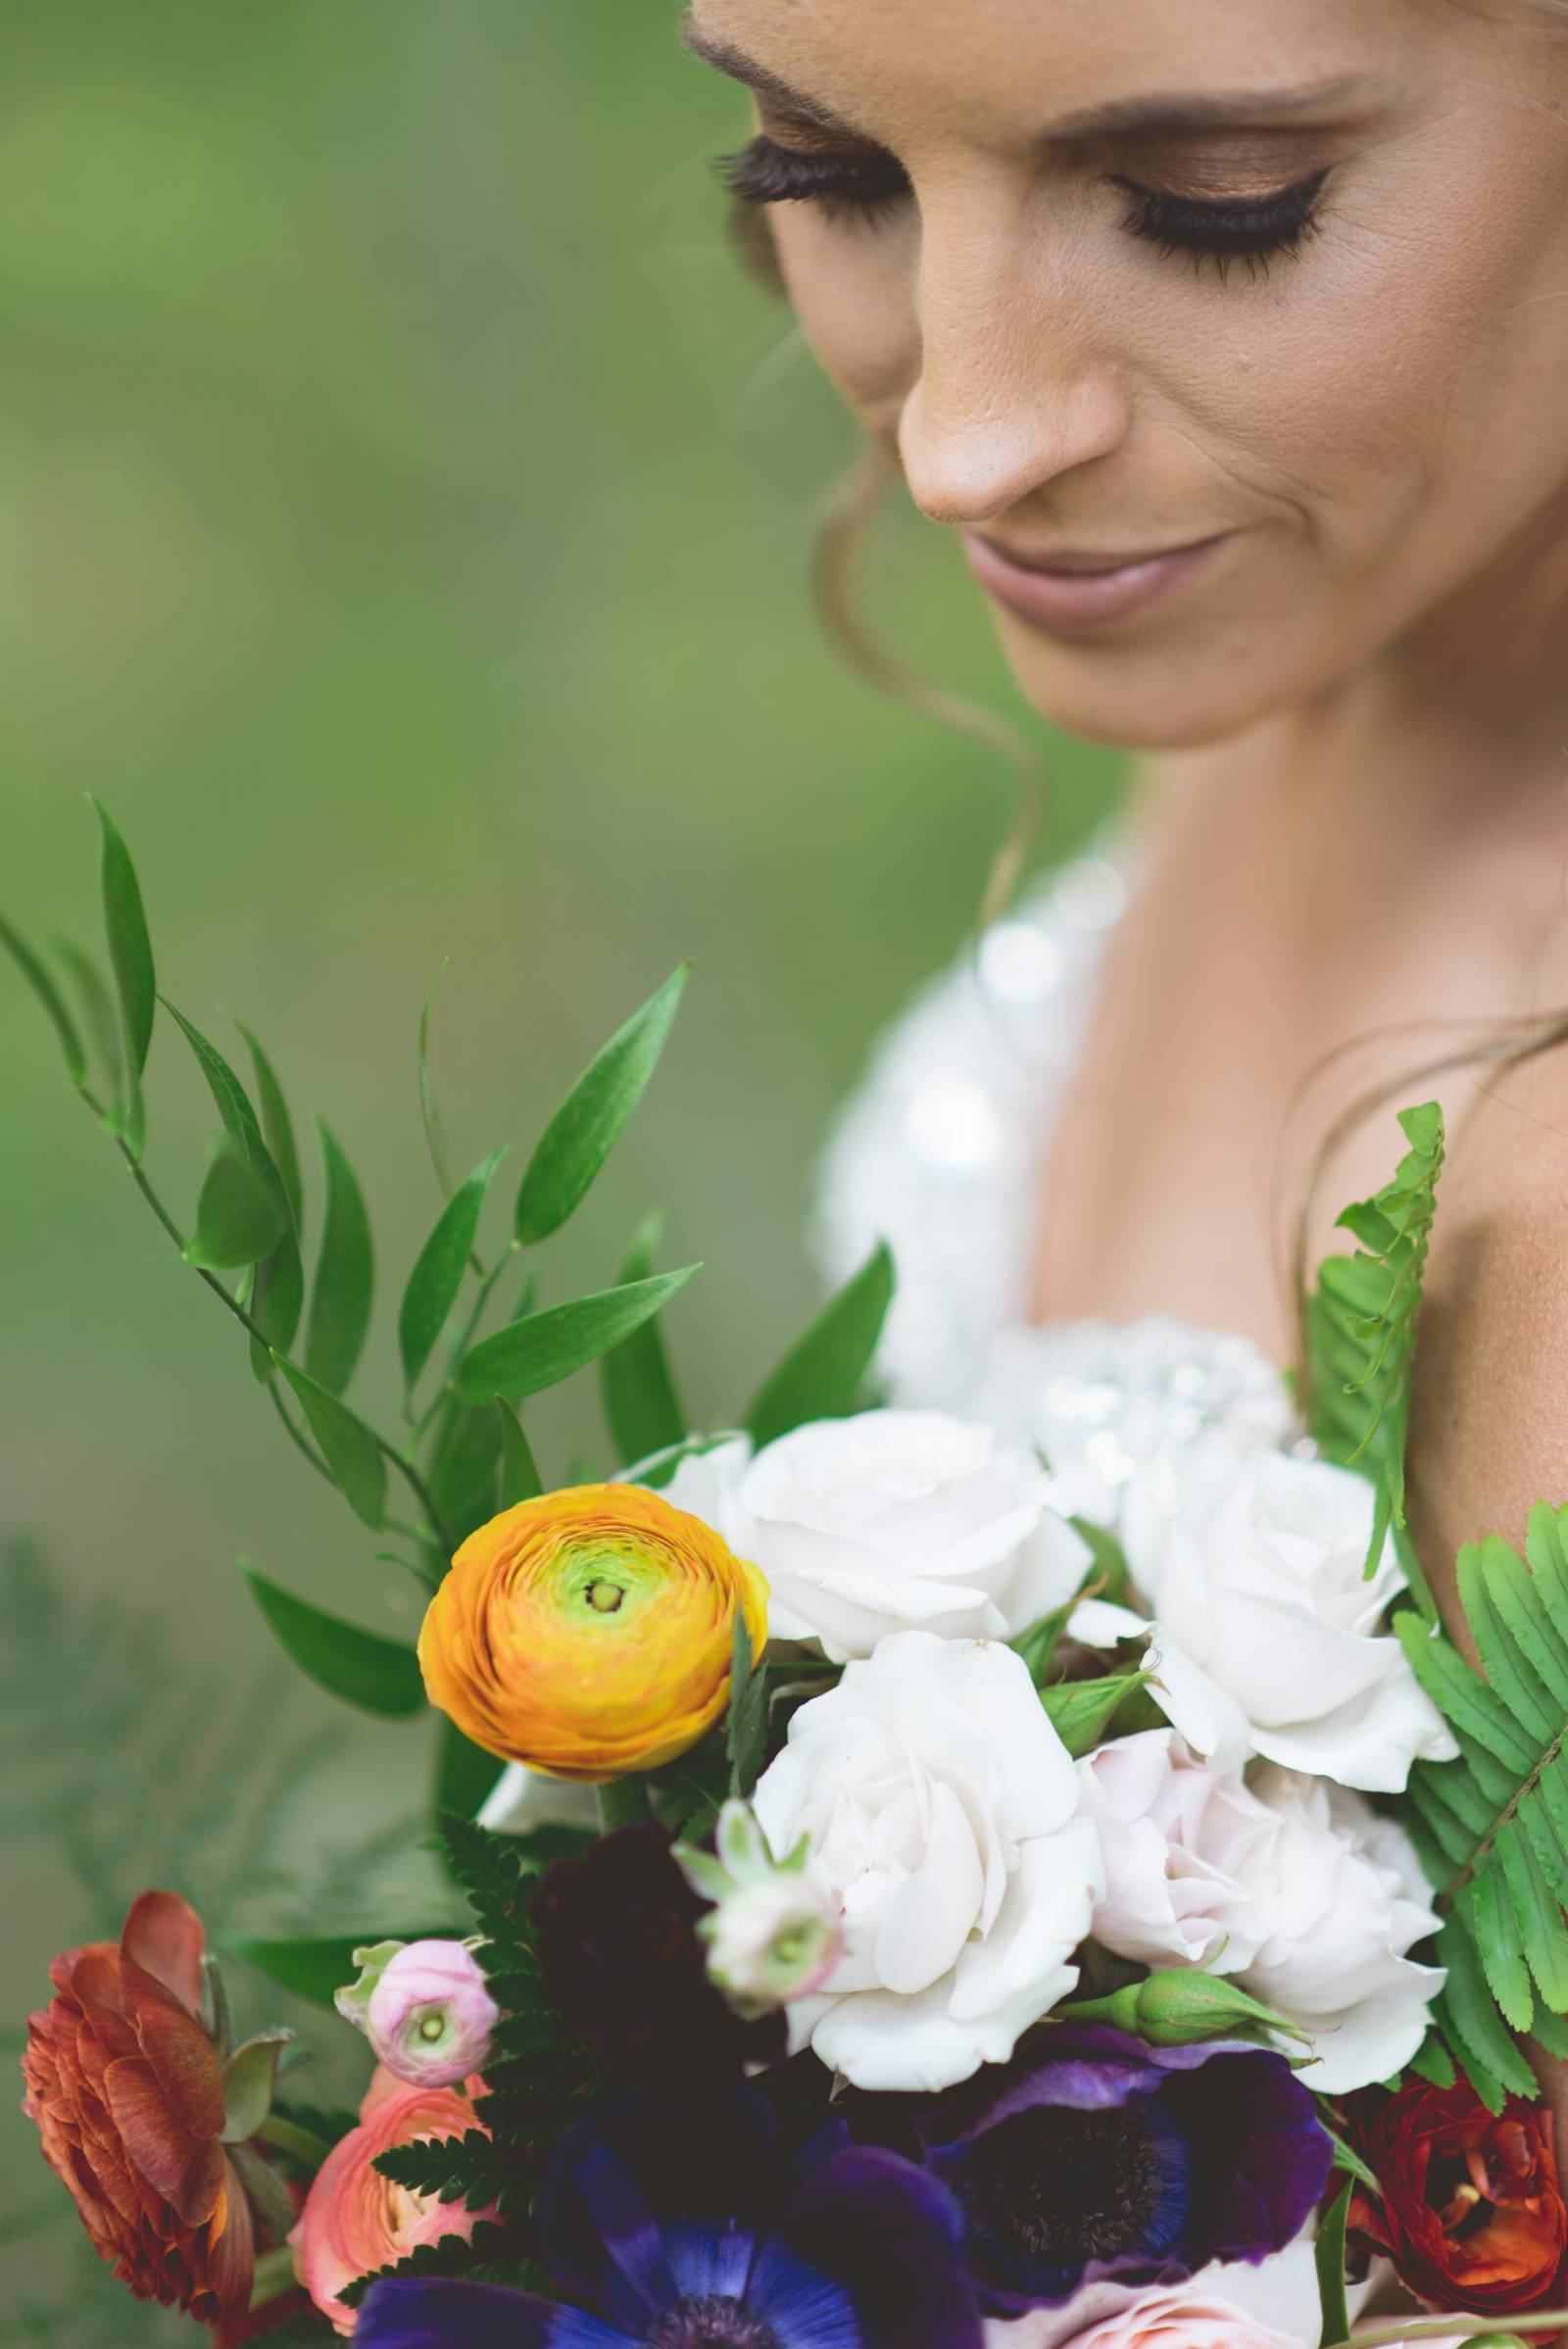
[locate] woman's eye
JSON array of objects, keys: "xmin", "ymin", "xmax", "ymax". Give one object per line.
[
  {"xmin": 716, "ymin": 133, "xmax": 911, "ymax": 227},
  {"xmin": 1112, "ymin": 167, "xmax": 1334, "ymax": 280},
  {"xmin": 716, "ymin": 134, "xmax": 1333, "ymax": 284}
]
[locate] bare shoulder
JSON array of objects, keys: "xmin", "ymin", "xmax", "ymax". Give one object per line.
[{"xmin": 1406, "ymin": 1042, "xmax": 1568, "ymax": 1593}]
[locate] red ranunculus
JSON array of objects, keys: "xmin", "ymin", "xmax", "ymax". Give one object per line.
[
  {"xmin": 1348, "ymin": 2074, "xmax": 1568, "ymax": 2315},
  {"xmin": 21, "ymin": 1889, "xmax": 258, "ymax": 2322}
]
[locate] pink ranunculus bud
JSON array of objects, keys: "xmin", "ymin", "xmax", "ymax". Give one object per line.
[{"xmin": 334, "ymin": 1938, "xmax": 498, "ymax": 2088}]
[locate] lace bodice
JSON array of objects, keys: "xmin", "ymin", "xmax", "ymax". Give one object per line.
[{"xmin": 811, "ymin": 827, "xmax": 1298, "ymax": 1524}]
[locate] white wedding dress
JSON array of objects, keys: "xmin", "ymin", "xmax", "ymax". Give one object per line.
[{"xmin": 811, "ymin": 824, "xmax": 1298, "ymax": 1526}]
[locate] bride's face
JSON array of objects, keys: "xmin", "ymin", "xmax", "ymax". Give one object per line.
[{"xmin": 683, "ymin": 0, "xmax": 1568, "ymax": 752}]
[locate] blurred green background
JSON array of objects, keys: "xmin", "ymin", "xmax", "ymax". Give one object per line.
[{"xmin": 0, "ymin": 3, "xmax": 1119, "ymax": 2330}]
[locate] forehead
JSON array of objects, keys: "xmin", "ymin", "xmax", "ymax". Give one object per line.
[{"xmin": 685, "ymin": 0, "xmax": 1423, "ymax": 142}]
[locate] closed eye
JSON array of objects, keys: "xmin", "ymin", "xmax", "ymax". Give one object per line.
[{"xmin": 716, "ymin": 133, "xmax": 1335, "ymax": 282}]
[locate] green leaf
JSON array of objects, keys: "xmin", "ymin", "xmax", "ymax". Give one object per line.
[
  {"xmin": 1394, "ymin": 1611, "xmax": 1537, "ymax": 1775},
  {"xmin": 601, "ymin": 1211, "xmax": 688, "ymax": 1467},
  {"xmin": 183, "ymin": 1142, "xmax": 287, "ymax": 1271},
  {"xmin": 434, "ymin": 1716, "xmax": 506, "ymax": 1828},
  {"xmin": 1304, "ymin": 1101, "xmax": 1445, "ymax": 1582},
  {"xmin": 514, "ymin": 964, "xmax": 689, "ymax": 1246},
  {"xmin": 1040, "ymin": 1670, "xmax": 1150, "ymax": 1759},
  {"xmin": 399, "ymin": 1149, "xmax": 508, "ymax": 1396},
  {"xmin": 1062, "ymin": 1969, "xmax": 1310, "ymax": 2055},
  {"xmin": 243, "ymin": 1565, "xmax": 424, "ymax": 1717},
  {"xmin": 1461, "ymin": 1871, "xmax": 1533, "ymax": 2035},
  {"xmin": 1315, "ymin": 2179, "xmax": 1352, "ymax": 2348},
  {"xmin": 429, "ymin": 1405, "xmax": 504, "ymax": 1545},
  {"xmin": 495, "ymin": 1400, "xmax": 544, "ymax": 1506},
  {"xmin": 90, "ymin": 799, "xmax": 157, "ymax": 1157},
  {"xmin": 274, "ymin": 1354, "xmax": 387, "ymax": 1529},
  {"xmin": 164, "ymin": 1001, "xmax": 304, "ymax": 1376},
  {"xmin": 1405, "ymin": 2032, "xmax": 1457, "ymax": 2089},
  {"xmin": 1010, "ymin": 1574, "xmax": 1096, "ymax": 1688},
  {"xmin": 744, "ymin": 1240, "xmax": 895, "ymax": 1452},
  {"xmin": 416, "ymin": 961, "xmax": 459, "ymax": 1199},
  {"xmin": 1496, "ymin": 1818, "xmax": 1568, "ymax": 2011},
  {"xmin": 459, "ymin": 1267, "xmax": 700, "ymax": 1404},
  {"xmin": 251, "ymin": 1234, "xmax": 306, "ymax": 1383},
  {"xmin": 1436, "ymin": 1919, "xmax": 1539, "ymax": 2103},
  {"xmin": 1324, "ymin": 2128, "xmax": 1380, "ymax": 2196},
  {"xmin": 234, "ymin": 1021, "xmax": 305, "ymax": 1242},
  {"xmin": 52, "ymin": 937, "xmax": 120, "ymax": 1094},
  {"xmin": 306, "ymin": 1117, "xmax": 375, "ymax": 1395},
  {"xmin": 220, "ymin": 2031, "xmax": 290, "ymax": 2143},
  {"xmin": 0, "ymin": 912, "xmax": 87, "ymax": 1089},
  {"xmin": 223, "ymin": 1932, "xmax": 451, "ymax": 2010},
  {"xmin": 1460, "ymin": 1540, "xmax": 1556, "ymax": 1745},
  {"xmin": 726, "ymin": 1606, "xmax": 769, "ymax": 1799}
]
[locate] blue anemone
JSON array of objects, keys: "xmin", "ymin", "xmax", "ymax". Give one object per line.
[{"xmin": 357, "ymin": 2088, "xmax": 980, "ymax": 2349}]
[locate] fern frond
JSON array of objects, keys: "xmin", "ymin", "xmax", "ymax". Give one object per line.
[
  {"xmin": 1396, "ymin": 1505, "xmax": 1568, "ymax": 2105},
  {"xmin": 336, "ymin": 2219, "xmax": 514, "ymax": 2311},
  {"xmin": 1305, "ymin": 1100, "xmax": 1444, "ymax": 1584}
]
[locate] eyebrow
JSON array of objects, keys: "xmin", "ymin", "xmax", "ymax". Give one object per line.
[{"xmin": 679, "ymin": 15, "xmax": 1376, "ymax": 146}]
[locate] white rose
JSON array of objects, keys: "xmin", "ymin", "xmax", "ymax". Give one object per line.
[
  {"xmin": 733, "ymin": 1410, "xmax": 1091, "ymax": 1661},
  {"xmin": 752, "ymin": 1631, "xmax": 1102, "ymax": 2092},
  {"xmin": 1228, "ymin": 1766, "xmax": 1444, "ymax": 2094},
  {"xmin": 1220, "ymin": 1766, "xmax": 1446, "ymax": 2095},
  {"xmin": 1076, "ymin": 1736, "xmax": 1444, "ymax": 2089},
  {"xmin": 1118, "ymin": 1432, "xmax": 1456, "ymax": 1791},
  {"xmin": 1076, "ymin": 1730, "xmax": 1277, "ymax": 1972}
]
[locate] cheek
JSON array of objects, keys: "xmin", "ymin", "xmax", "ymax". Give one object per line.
[{"xmin": 771, "ymin": 212, "xmax": 920, "ymax": 425}]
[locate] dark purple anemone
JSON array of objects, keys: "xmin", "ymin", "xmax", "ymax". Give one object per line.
[
  {"xmin": 357, "ymin": 2085, "xmax": 981, "ymax": 2349},
  {"xmin": 919, "ymin": 2024, "xmax": 1332, "ymax": 2313}
]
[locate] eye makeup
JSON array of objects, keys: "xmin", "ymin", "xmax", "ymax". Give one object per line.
[{"xmin": 717, "ymin": 131, "xmax": 1336, "ymax": 277}]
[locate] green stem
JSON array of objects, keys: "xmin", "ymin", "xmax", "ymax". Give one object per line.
[
  {"xmin": 267, "ymin": 1382, "xmax": 334, "ymax": 1485},
  {"xmin": 79, "ymin": 1085, "xmax": 461, "ymax": 1561},
  {"xmin": 1441, "ymin": 1710, "xmax": 1568, "ymax": 1911},
  {"xmin": 254, "ymin": 2112, "xmax": 333, "ymax": 2170},
  {"xmin": 246, "ymin": 2247, "xmax": 300, "ymax": 2312},
  {"xmin": 599, "ymin": 1776, "xmax": 653, "ymax": 1832},
  {"xmin": 378, "ymin": 1436, "xmax": 458, "ymax": 1563}
]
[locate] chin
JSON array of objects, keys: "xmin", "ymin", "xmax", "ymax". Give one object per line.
[{"xmin": 1000, "ymin": 619, "xmax": 1314, "ymax": 747}]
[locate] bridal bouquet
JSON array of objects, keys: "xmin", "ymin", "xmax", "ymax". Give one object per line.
[{"xmin": 12, "ymin": 811, "xmax": 1568, "ymax": 2349}]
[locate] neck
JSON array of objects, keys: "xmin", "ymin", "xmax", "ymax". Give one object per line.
[
  {"xmin": 1137, "ymin": 500, "xmax": 1568, "ymax": 900},
  {"xmin": 1270, "ymin": 488, "xmax": 1568, "ymax": 855}
]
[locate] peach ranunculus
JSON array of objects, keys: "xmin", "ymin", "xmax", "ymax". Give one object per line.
[
  {"xmin": 417, "ymin": 1483, "xmax": 769, "ymax": 1781},
  {"xmin": 21, "ymin": 1890, "xmax": 259, "ymax": 2324},
  {"xmin": 288, "ymin": 2065, "xmax": 494, "ymax": 2334}
]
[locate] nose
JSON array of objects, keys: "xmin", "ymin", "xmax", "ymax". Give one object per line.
[{"xmin": 897, "ymin": 205, "xmax": 1134, "ymax": 526}]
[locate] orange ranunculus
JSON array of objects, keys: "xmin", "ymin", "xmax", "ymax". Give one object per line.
[
  {"xmin": 288, "ymin": 2066, "xmax": 493, "ymax": 2335},
  {"xmin": 21, "ymin": 1889, "xmax": 258, "ymax": 2323},
  {"xmin": 1348, "ymin": 2074, "xmax": 1568, "ymax": 2316},
  {"xmin": 417, "ymin": 1482, "xmax": 769, "ymax": 1782}
]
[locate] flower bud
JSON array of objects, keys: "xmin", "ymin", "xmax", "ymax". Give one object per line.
[
  {"xmin": 334, "ymin": 1938, "xmax": 498, "ymax": 2088},
  {"xmin": 675, "ymin": 1799, "xmax": 842, "ymax": 2022}
]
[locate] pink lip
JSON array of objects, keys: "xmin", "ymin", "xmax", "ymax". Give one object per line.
[{"xmin": 962, "ymin": 530, "xmax": 1232, "ymax": 635}]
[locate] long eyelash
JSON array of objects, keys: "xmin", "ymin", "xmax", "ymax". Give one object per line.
[
  {"xmin": 715, "ymin": 133, "xmax": 910, "ymax": 227},
  {"xmin": 1113, "ymin": 167, "xmax": 1333, "ymax": 282}
]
